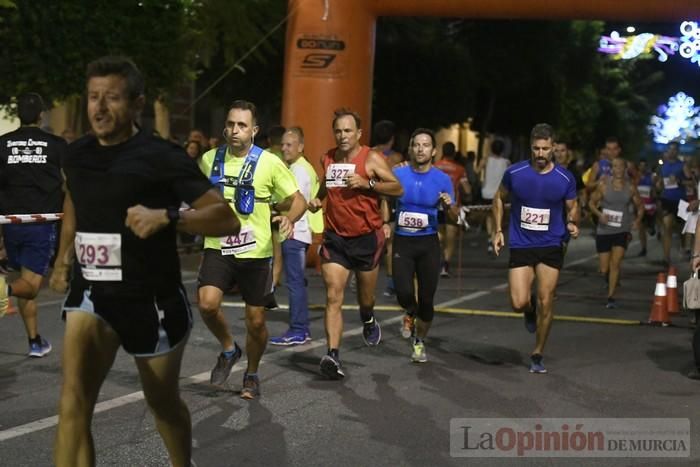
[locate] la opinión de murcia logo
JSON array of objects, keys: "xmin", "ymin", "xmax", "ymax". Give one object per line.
[{"xmin": 450, "ymin": 418, "xmax": 690, "ymax": 458}]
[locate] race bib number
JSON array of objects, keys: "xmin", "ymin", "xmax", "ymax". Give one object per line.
[
  {"xmin": 75, "ymin": 232, "xmax": 122, "ymax": 281},
  {"xmin": 602, "ymin": 208, "xmax": 623, "ymax": 228},
  {"xmin": 220, "ymin": 226, "xmax": 256, "ymax": 255},
  {"xmin": 663, "ymin": 176, "xmax": 678, "ymax": 189},
  {"xmin": 637, "ymin": 185, "xmax": 651, "ymax": 198},
  {"xmin": 520, "ymin": 206, "xmax": 550, "ymax": 231},
  {"xmin": 398, "ymin": 211, "xmax": 429, "ymax": 232},
  {"xmin": 325, "ymin": 163, "xmax": 355, "ymax": 188}
]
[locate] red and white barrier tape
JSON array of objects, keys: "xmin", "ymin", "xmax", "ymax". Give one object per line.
[{"xmin": 0, "ymin": 213, "xmax": 63, "ymax": 225}]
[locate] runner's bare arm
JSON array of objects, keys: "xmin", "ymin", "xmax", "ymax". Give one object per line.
[
  {"xmin": 272, "ymin": 190, "xmax": 307, "ymax": 238},
  {"xmin": 308, "ymin": 158, "xmax": 328, "ymax": 213},
  {"xmin": 565, "ymin": 198, "xmax": 580, "ymax": 239},
  {"xmin": 492, "ymin": 184, "xmax": 508, "ymax": 256},
  {"xmin": 630, "ymin": 186, "xmax": 644, "ymax": 230},
  {"xmin": 49, "ymin": 190, "xmax": 76, "ymax": 293},
  {"xmin": 588, "ymin": 182, "xmax": 606, "ymax": 223},
  {"xmin": 441, "ymin": 193, "xmax": 460, "ymax": 223},
  {"xmin": 359, "ymin": 150, "xmax": 403, "ymax": 197},
  {"xmin": 126, "ymin": 188, "xmax": 240, "ymax": 239}
]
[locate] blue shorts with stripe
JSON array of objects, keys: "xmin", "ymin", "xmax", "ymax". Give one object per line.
[{"xmin": 3, "ymin": 223, "xmax": 57, "ymax": 275}]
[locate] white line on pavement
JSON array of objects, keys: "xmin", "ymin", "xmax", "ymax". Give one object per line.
[
  {"xmin": 2, "ymin": 252, "xmax": 599, "ymax": 442},
  {"xmin": 0, "ymin": 293, "xmax": 476, "ymax": 442}
]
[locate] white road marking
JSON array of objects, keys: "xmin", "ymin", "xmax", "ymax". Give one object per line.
[
  {"xmin": 0, "ymin": 252, "xmax": 599, "ymax": 442},
  {"xmin": 0, "ymin": 293, "xmax": 477, "ymax": 442}
]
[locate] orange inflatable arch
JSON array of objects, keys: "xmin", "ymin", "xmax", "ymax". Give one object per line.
[{"xmin": 281, "ymin": 0, "xmax": 700, "ymax": 170}]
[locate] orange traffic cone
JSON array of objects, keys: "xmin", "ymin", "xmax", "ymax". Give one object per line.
[
  {"xmin": 649, "ymin": 272, "xmax": 671, "ymax": 326},
  {"xmin": 666, "ymin": 266, "xmax": 680, "ymax": 314}
]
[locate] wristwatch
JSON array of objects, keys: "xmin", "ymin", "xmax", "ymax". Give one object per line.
[
  {"xmin": 166, "ymin": 207, "xmax": 181, "ymax": 225},
  {"xmin": 368, "ymin": 178, "xmax": 377, "ymax": 191}
]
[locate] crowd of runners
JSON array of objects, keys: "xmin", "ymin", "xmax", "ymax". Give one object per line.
[{"xmin": 1, "ymin": 55, "xmax": 698, "ymax": 466}]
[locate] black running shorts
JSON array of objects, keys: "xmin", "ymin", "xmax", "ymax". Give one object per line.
[
  {"xmin": 595, "ymin": 232, "xmax": 631, "ymax": 253},
  {"xmin": 508, "ymin": 246, "xmax": 564, "ymax": 270},
  {"xmin": 320, "ymin": 229, "xmax": 385, "ymax": 271},
  {"xmin": 63, "ymin": 282, "xmax": 192, "ymax": 357},
  {"xmin": 197, "ymin": 249, "xmax": 274, "ymax": 306}
]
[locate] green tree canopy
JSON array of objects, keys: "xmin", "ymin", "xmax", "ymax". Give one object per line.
[{"xmin": 0, "ymin": 0, "xmax": 196, "ymax": 109}]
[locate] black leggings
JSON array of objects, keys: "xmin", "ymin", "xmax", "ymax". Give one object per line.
[{"xmin": 392, "ymin": 234, "xmax": 441, "ymax": 323}]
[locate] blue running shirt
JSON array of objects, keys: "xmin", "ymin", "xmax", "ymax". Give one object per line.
[
  {"xmin": 596, "ymin": 159, "xmax": 612, "ymax": 180},
  {"xmin": 660, "ymin": 160, "xmax": 685, "ymax": 201},
  {"xmin": 394, "ymin": 166, "xmax": 454, "ymax": 237},
  {"xmin": 502, "ymin": 161, "xmax": 577, "ymax": 248}
]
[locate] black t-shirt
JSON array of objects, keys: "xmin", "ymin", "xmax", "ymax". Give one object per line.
[
  {"xmin": 64, "ymin": 130, "xmax": 212, "ymax": 298},
  {"xmin": 0, "ymin": 126, "xmax": 65, "ymax": 214}
]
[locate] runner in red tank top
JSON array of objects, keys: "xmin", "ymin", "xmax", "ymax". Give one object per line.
[
  {"xmin": 308, "ymin": 108, "xmax": 403, "ymax": 379},
  {"xmin": 434, "ymin": 142, "xmax": 468, "ymax": 277}
]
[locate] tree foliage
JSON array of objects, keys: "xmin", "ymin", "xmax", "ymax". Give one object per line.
[
  {"xmin": 185, "ymin": 0, "xmax": 287, "ymax": 129},
  {"xmin": 373, "ymin": 18, "xmax": 698, "ymax": 158},
  {"xmin": 0, "ymin": 0, "xmax": 196, "ymax": 110}
]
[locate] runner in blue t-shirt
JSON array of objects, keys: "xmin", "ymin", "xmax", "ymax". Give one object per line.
[
  {"xmin": 392, "ymin": 128, "xmax": 456, "ymax": 363},
  {"xmin": 492, "ymin": 123, "xmax": 579, "ymax": 374},
  {"xmin": 655, "ymin": 141, "xmax": 689, "ymax": 266}
]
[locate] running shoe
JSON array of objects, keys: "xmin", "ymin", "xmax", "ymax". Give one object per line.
[
  {"xmin": 440, "ymin": 261, "xmax": 450, "ymax": 278},
  {"xmin": 210, "ymin": 343, "xmax": 242, "ymax": 386},
  {"xmin": 383, "ymin": 285, "xmax": 396, "ymax": 297},
  {"xmin": 240, "ymin": 373, "xmax": 260, "ymax": 400},
  {"xmin": 28, "ymin": 336, "xmax": 51, "ymax": 358},
  {"xmin": 687, "ymin": 368, "xmax": 700, "ymax": 380},
  {"xmin": 524, "ymin": 292, "xmax": 537, "ymax": 333},
  {"xmin": 362, "ymin": 318, "xmax": 382, "ymax": 346},
  {"xmin": 605, "ymin": 297, "xmax": 618, "ymax": 309},
  {"xmin": 320, "ymin": 354, "xmax": 345, "ymax": 380},
  {"xmin": 529, "ymin": 353, "xmax": 547, "ymax": 374},
  {"xmin": 411, "ymin": 341, "xmax": 427, "ymax": 363},
  {"xmin": 0, "ymin": 275, "xmax": 8, "ymax": 318},
  {"xmin": 400, "ymin": 313, "xmax": 414, "ymax": 339},
  {"xmin": 270, "ymin": 330, "xmax": 309, "ymax": 346}
]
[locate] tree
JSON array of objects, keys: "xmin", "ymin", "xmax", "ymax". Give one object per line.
[
  {"xmin": 184, "ymin": 0, "xmax": 287, "ymax": 133},
  {"xmin": 0, "ymin": 0, "xmax": 197, "ymax": 135}
]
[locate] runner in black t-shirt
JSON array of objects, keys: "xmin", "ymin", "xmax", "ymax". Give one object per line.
[
  {"xmin": 0, "ymin": 92, "xmax": 65, "ymax": 357},
  {"xmin": 48, "ymin": 56, "xmax": 240, "ymax": 467}
]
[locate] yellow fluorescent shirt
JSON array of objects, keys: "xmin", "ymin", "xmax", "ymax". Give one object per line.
[{"xmin": 198, "ymin": 146, "xmax": 299, "ymax": 258}]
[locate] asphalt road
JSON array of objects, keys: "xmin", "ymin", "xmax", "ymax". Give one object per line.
[{"xmin": 0, "ymin": 223, "xmax": 698, "ymax": 466}]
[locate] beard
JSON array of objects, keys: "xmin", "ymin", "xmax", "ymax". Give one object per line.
[{"xmin": 531, "ymin": 155, "xmax": 553, "ymax": 171}]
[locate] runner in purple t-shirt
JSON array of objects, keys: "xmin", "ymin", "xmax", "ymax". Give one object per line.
[{"xmin": 492, "ymin": 123, "xmax": 579, "ymax": 374}]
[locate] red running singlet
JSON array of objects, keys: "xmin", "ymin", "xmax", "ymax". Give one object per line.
[{"xmin": 322, "ymin": 145, "xmax": 383, "ymax": 237}]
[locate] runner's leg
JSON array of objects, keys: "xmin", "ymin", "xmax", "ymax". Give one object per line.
[{"xmin": 54, "ymin": 312, "xmax": 121, "ymax": 467}]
